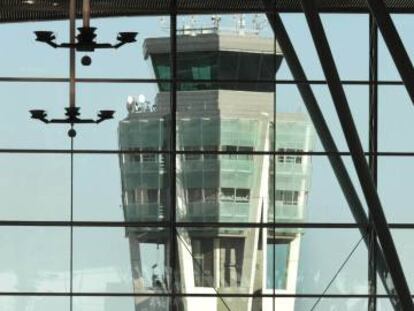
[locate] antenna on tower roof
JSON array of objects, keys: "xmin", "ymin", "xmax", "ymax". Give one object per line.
[
  {"xmin": 211, "ymin": 15, "xmax": 222, "ymax": 31},
  {"xmin": 252, "ymin": 14, "xmax": 265, "ymax": 35},
  {"xmin": 159, "ymin": 17, "xmax": 169, "ymax": 33},
  {"xmin": 233, "ymin": 14, "xmax": 246, "ymax": 35},
  {"xmin": 189, "ymin": 16, "xmax": 197, "ymax": 29}
]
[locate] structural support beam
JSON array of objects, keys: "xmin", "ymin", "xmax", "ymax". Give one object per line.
[
  {"xmin": 368, "ymin": 14, "xmax": 378, "ymax": 311},
  {"xmin": 262, "ymin": 1, "xmax": 402, "ymax": 309},
  {"xmin": 366, "ymin": 0, "xmax": 414, "ymax": 104},
  {"xmin": 299, "ymin": 0, "xmax": 413, "ymax": 309}
]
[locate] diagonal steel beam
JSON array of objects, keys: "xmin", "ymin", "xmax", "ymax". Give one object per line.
[
  {"xmin": 299, "ymin": 0, "xmax": 413, "ymax": 309},
  {"xmin": 261, "ymin": 1, "xmax": 401, "ymax": 309},
  {"xmin": 366, "ymin": 0, "xmax": 414, "ymax": 104}
]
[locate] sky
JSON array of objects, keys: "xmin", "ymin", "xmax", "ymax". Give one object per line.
[{"xmin": 0, "ymin": 11, "xmax": 413, "ymax": 311}]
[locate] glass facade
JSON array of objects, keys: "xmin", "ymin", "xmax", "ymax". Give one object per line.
[{"xmin": 1, "ymin": 2, "xmax": 414, "ymax": 311}]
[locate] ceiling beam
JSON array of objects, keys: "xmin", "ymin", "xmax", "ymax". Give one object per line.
[
  {"xmin": 366, "ymin": 0, "xmax": 414, "ymax": 105},
  {"xmin": 299, "ymin": 0, "xmax": 413, "ymax": 309}
]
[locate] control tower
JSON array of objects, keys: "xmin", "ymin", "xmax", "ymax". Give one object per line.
[{"xmin": 118, "ymin": 27, "xmax": 314, "ymax": 311}]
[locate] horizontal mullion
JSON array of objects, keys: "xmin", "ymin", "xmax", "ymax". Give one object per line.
[
  {"xmin": 0, "ymin": 292, "xmax": 405, "ymax": 298},
  {"xmin": 0, "ymin": 221, "xmax": 364, "ymax": 228},
  {"xmin": 0, "ymin": 220, "xmax": 412, "ymax": 229},
  {"xmin": 0, "ymin": 77, "xmax": 406, "ymax": 85},
  {"xmin": 1, "ymin": 149, "xmax": 414, "ymax": 156}
]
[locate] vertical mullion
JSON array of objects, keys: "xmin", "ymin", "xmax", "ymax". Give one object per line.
[
  {"xmin": 368, "ymin": 13, "xmax": 378, "ymax": 311},
  {"xmin": 69, "ymin": 1, "xmax": 76, "ymax": 311},
  {"xmin": 272, "ymin": 8, "xmax": 278, "ymax": 310},
  {"xmin": 169, "ymin": 1, "xmax": 178, "ymax": 310}
]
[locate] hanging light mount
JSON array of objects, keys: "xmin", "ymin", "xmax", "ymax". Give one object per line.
[
  {"xmin": 34, "ymin": 0, "xmax": 137, "ymax": 65},
  {"xmin": 29, "ymin": 107, "xmax": 115, "ymax": 137}
]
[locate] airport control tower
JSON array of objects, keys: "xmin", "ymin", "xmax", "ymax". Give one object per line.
[{"xmin": 118, "ymin": 23, "xmax": 314, "ymax": 311}]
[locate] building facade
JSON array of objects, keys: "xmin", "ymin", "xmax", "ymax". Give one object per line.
[{"xmin": 118, "ymin": 31, "xmax": 314, "ymax": 311}]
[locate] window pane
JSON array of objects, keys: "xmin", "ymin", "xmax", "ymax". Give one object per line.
[
  {"xmin": 235, "ymin": 189, "xmax": 250, "ymax": 203},
  {"xmin": 77, "ymin": 16, "xmax": 170, "ymax": 79},
  {"xmin": 0, "ymin": 297, "xmax": 69, "ymax": 311},
  {"xmin": 0, "ymin": 227, "xmax": 70, "ymax": 292},
  {"xmin": 0, "ymin": 154, "xmax": 70, "ymax": 221},
  {"xmin": 188, "ymin": 188, "xmax": 202, "ymax": 202},
  {"xmin": 191, "ymin": 238, "xmax": 215, "ymax": 287},
  {"xmin": 74, "ymin": 227, "xmax": 170, "ymax": 294},
  {"xmin": 267, "ymin": 239, "xmax": 291, "ymax": 289}
]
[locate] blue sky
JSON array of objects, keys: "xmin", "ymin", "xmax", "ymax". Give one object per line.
[{"xmin": 0, "ymin": 12, "xmax": 413, "ymax": 311}]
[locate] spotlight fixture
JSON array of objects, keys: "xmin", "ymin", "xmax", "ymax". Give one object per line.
[
  {"xmin": 29, "ymin": 107, "xmax": 115, "ymax": 137},
  {"xmin": 29, "ymin": 109, "xmax": 49, "ymax": 123}
]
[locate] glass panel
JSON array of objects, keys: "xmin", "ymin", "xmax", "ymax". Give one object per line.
[
  {"xmin": 176, "ymin": 228, "xmax": 262, "ymax": 295},
  {"xmin": 73, "ymin": 296, "xmax": 168, "ymax": 311},
  {"xmin": 276, "ymin": 84, "xmax": 369, "ymax": 153},
  {"xmin": 75, "ymin": 83, "xmax": 170, "ymax": 150},
  {"xmin": 294, "ymin": 228, "xmax": 368, "ymax": 295},
  {"xmin": 0, "ymin": 227, "xmax": 70, "ymax": 292},
  {"xmin": 176, "ymin": 82, "xmax": 275, "ymax": 154},
  {"xmin": 76, "ymin": 16, "xmax": 170, "ymax": 79},
  {"xmin": 379, "ymin": 14, "xmax": 414, "ymax": 81},
  {"xmin": 273, "ymin": 155, "xmax": 367, "ymax": 223},
  {"xmin": 176, "ymin": 228, "xmax": 367, "ymax": 297},
  {"xmin": 378, "ymin": 86, "xmax": 414, "ymax": 152},
  {"xmin": 377, "ymin": 297, "xmax": 400, "ymax": 311},
  {"xmin": 378, "ymin": 156, "xmax": 414, "ymax": 222},
  {"xmin": 74, "ymin": 153, "xmax": 170, "ymax": 222},
  {"xmin": 278, "ymin": 14, "xmax": 368, "ymax": 80},
  {"xmin": 0, "ymin": 20, "xmax": 69, "ymax": 77},
  {"xmin": 0, "ymin": 154, "xmax": 70, "ymax": 221},
  {"xmin": 74, "ymin": 227, "xmax": 170, "ymax": 294},
  {"xmin": 388, "ymin": 229, "xmax": 414, "ymax": 293},
  {"xmin": 266, "ymin": 239, "xmax": 290, "ymax": 289},
  {"xmin": 176, "ymin": 155, "xmax": 270, "ymax": 223},
  {"xmin": 0, "ymin": 297, "xmax": 69, "ymax": 311},
  {"xmin": 282, "ymin": 298, "xmax": 368, "ymax": 311},
  {"xmin": 0, "ymin": 83, "xmax": 70, "ymax": 149},
  {"xmin": 176, "ymin": 153, "xmax": 366, "ymax": 223},
  {"xmin": 174, "ymin": 14, "xmax": 276, "ymax": 89}
]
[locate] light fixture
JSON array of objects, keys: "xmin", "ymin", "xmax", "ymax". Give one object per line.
[
  {"xmin": 34, "ymin": 28, "xmax": 138, "ymax": 55},
  {"xmin": 34, "ymin": 0, "xmax": 138, "ymax": 65},
  {"xmin": 29, "ymin": 107, "xmax": 115, "ymax": 137}
]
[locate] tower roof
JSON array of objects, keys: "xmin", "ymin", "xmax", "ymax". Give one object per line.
[{"xmin": 143, "ymin": 32, "xmax": 282, "ymax": 59}]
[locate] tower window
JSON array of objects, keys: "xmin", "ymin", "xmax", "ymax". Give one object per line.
[
  {"xmin": 220, "ymin": 238, "xmax": 244, "ymax": 287},
  {"xmin": 222, "ymin": 145, "xmax": 254, "ymax": 160},
  {"xmin": 220, "ymin": 188, "xmax": 235, "ymax": 202},
  {"xmin": 204, "ymin": 188, "xmax": 218, "ymax": 202},
  {"xmin": 235, "ymin": 189, "xmax": 250, "ymax": 202},
  {"xmin": 275, "ymin": 190, "xmax": 300, "ymax": 206},
  {"xmin": 191, "ymin": 238, "xmax": 215, "ymax": 287},
  {"xmin": 142, "ymin": 147, "xmax": 157, "ymax": 162},
  {"xmin": 220, "ymin": 188, "xmax": 250, "ymax": 203},
  {"xmin": 267, "ymin": 239, "xmax": 291, "ymax": 289},
  {"xmin": 187, "ymin": 188, "xmax": 203, "ymax": 202},
  {"xmin": 184, "ymin": 146, "xmax": 201, "ymax": 160},
  {"xmin": 277, "ymin": 148, "xmax": 303, "ymax": 164}
]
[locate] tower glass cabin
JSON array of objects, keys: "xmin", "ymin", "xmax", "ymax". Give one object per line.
[{"xmin": 118, "ymin": 30, "xmax": 315, "ymax": 311}]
